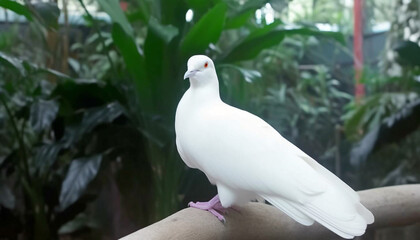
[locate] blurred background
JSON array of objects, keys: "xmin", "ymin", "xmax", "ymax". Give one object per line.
[{"xmin": 0, "ymin": 0, "xmax": 419, "ymax": 239}]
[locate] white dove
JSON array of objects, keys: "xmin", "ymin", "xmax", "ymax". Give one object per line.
[{"xmin": 175, "ymin": 55, "xmax": 374, "ymax": 239}]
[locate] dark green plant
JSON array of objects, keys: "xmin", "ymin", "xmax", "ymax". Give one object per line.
[{"xmin": 0, "ymin": 52, "xmax": 153, "ymax": 239}]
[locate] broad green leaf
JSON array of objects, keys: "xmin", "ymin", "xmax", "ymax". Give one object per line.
[
  {"xmin": 245, "ymin": 20, "xmax": 282, "ymax": 41},
  {"xmin": 180, "ymin": 3, "xmax": 227, "ymax": 57},
  {"xmin": 144, "ymin": 18, "xmax": 178, "ymax": 108},
  {"xmin": 34, "ymin": 143, "xmax": 63, "ymax": 176},
  {"xmin": 148, "ymin": 17, "xmax": 179, "ymax": 44},
  {"xmin": 97, "ymin": 0, "xmax": 134, "ymax": 36},
  {"xmin": 0, "ymin": 52, "xmax": 71, "ymax": 79},
  {"xmin": 29, "ymin": 99, "xmax": 59, "ymax": 133},
  {"xmin": 160, "ymin": 0, "xmax": 188, "ymax": 25},
  {"xmin": 0, "ymin": 0, "xmax": 33, "ymax": 21},
  {"xmin": 111, "ymin": 23, "xmax": 153, "ymax": 111},
  {"xmin": 0, "ymin": 51, "xmax": 26, "ymax": 76},
  {"xmin": 32, "ymin": 2, "xmax": 60, "ymax": 29},
  {"xmin": 222, "ymin": 25, "xmax": 285, "ymax": 62},
  {"xmin": 225, "ymin": 9, "xmax": 254, "ymax": 29},
  {"xmin": 80, "ymin": 102, "xmax": 125, "ymax": 134},
  {"xmin": 223, "ymin": 26, "xmax": 345, "ymax": 62},
  {"xmin": 127, "ymin": 9, "xmax": 148, "ymax": 23},
  {"xmin": 144, "ymin": 18, "xmax": 169, "ymax": 108},
  {"xmin": 126, "ymin": 0, "xmax": 151, "ymax": 23},
  {"xmin": 185, "ymin": 0, "xmax": 219, "ymax": 13},
  {"xmin": 62, "ymin": 102, "xmax": 125, "ymax": 146},
  {"xmin": 225, "ymin": 0, "xmax": 268, "ymax": 16},
  {"xmin": 59, "ymin": 155, "xmax": 102, "ymax": 211},
  {"xmin": 0, "ymin": 180, "xmax": 15, "ymax": 209},
  {"xmin": 394, "ymin": 40, "xmax": 420, "ymax": 67}
]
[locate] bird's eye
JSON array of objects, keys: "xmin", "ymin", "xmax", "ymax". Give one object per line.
[{"xmin": 204, "ymin": 62, "xmax": 208, "ymax": 68}]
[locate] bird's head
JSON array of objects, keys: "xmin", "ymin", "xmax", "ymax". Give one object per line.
[{"xmin": 184, "ymin": 55, "xmax": 216, "ymax": 82}]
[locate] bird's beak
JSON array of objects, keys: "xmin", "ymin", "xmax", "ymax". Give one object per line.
[{"xmin": 184, "ymin": 70, "xmax": 198, "ymax": 79}]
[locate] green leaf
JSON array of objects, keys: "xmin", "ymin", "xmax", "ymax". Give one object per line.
[
  {"xmin": 80, "ymin": 102, "xmax": 124, "ymax": 134},
  {"xmin": 62, "ymin": 102, "xmax": 125, "ymax": 146},
  {"xmin": 32, "ymin": 2, "xmax": 60, "ymax": 29},
  {"xmin": 143, "ymin": 17, "xmax": 179, "ymax": 108},
  {"xmin": 0, "ymin": 180, "xmax": 15, "ymax": 209},
  {"xmin": 350, "ymin": 98, "xmax": 420, "ymax": 166},
  {"xmin": 330, "ymin": 88, "xmax": 352, "ymax": 100},
  {"xmin": 126, "ymin": 0, "xmax": 151, "ymax": 23},
  {"xmin": 59, "ymin": 155, "xmax": 102, "ymax": 211},
  {"xmin": 127, "ymin": 9, "xmax": 147, "ymax": 23},
  {"xmin": 0, "ymin": 0, "xmax": 33, "ymax": 21},
  {"xmin": 0, "ymin": 52, "xmax": 72, "ymax": 79},
  {"xmin": 222, "ymin": 26, "xmax": 284, "ymax": 62},
  {"xmin": 237, "ymin": 68, "xmax": 261, "ymax": 83},
  {"xmin": 394, "ymin": 40, "xmax": 420, "ymax": 67},
  {"xmin": 111, "ymin": 23, "xmax": 153, "ymax": 111},
  {"xmin": 222, "ymin": 26, "xmax": 345, "ymax": 62},
  {"xmin": 225, "ymin": 9, "xmax": 254, "ymax": 29},
  {"xmin": 180, "ymin": 2, "xmax": 227, "ymax": 57},
  {"xmin": 185, "ymin": 0, "xmax": 219, "ymax": 13},
  {"xmin": 219, "ymin": 64, "xmax": 261, "ymax": 83},
  {"xmin": 97, "ymin": 0, "xmax": 133, "ymax": 36},
  {"xmin": 343, "ymin": 95, "xmax": 380, "ymax": 136},
  {"xmin": 144, "ymin": 18, "xmax": 168, "ymax": 108},
  {"xmin": 30, "ymin": 99, "xmax": 59, "ymax": 133},
  {"xmin": 159, "ymin": 0, "xmax": 188, "ymax": 25},
  {"xmin": 58, "ymin": 213, "xmax": 99, "ymax": 234},
  {"xmin": 34, "ymin": 143, "xmax": 63, "ymax": 176},
  {"xmin": 0, "ymin": 51, "xmax": 26, "ymax": 76},
  {"xmin": 148, "ymin": 17, "xmax": 179, "ymax": 44},
  {"xmin": 38, "ymin": 68, "xmax": 72, "ymax": 80}
]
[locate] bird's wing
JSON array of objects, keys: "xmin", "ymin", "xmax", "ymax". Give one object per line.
[
  {"xmin": 182, "ymin": 103, "xmax": 328, "ymax": 203},
  {"xmin": 283, "ymin": 135, "xmax": 374, "ymax": 225}
]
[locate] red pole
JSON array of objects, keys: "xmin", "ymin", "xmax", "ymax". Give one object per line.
[{"xmin": 353, "ymin": 0, "xmax": 364, "ymax": 101}]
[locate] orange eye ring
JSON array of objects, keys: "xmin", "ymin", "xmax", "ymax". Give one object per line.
[{"xmin": 204, "ymin": 62, "xmax": 208, "ymax": 68}]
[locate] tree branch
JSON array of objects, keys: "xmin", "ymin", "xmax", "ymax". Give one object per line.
[{"xmin": 120, "ymin": 184, "xmax": 420, "ymax": 240}]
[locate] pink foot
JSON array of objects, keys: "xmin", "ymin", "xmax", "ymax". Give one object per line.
[{"xmin": 188, "ymin": 195, "xmax": 227, "ymax": 222}]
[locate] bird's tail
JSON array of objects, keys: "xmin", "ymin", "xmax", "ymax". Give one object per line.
[{"xmin": 262, "ymin": 193, "xmax": 373, "ymax": 239}]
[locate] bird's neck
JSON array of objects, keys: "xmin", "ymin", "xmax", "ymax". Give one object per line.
[{"xmin": 188, "ymin": 72, "xmax": 221, "ymax": 103}]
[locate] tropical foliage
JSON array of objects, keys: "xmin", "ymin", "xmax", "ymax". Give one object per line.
[{"xmin": 0, "ymin": 0, "xmax": 419, "ymax": 239}]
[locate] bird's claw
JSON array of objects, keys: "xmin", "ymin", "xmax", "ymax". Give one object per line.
[{"xmin": 188, "ymin": 195, "xmax": 227, "ymax": 223}]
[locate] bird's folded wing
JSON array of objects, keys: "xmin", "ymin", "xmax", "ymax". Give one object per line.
[{"xmin": 187, "ymin": 105, "xmax": 328, "ymax": 203}]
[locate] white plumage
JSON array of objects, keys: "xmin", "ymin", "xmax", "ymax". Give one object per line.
[{"xmin": 175, "ymin": 55, "xmax": 374, "ymax": 239}]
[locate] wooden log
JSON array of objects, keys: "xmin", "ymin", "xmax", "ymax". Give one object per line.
[{"xmin": 120, "ymin": 184, "xmax": 420, "ymax": 240}]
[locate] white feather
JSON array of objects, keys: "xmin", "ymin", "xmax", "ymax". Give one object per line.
[{"xmin": 175, "ymin": 55, "xmax": 374, "ymax": 239}]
